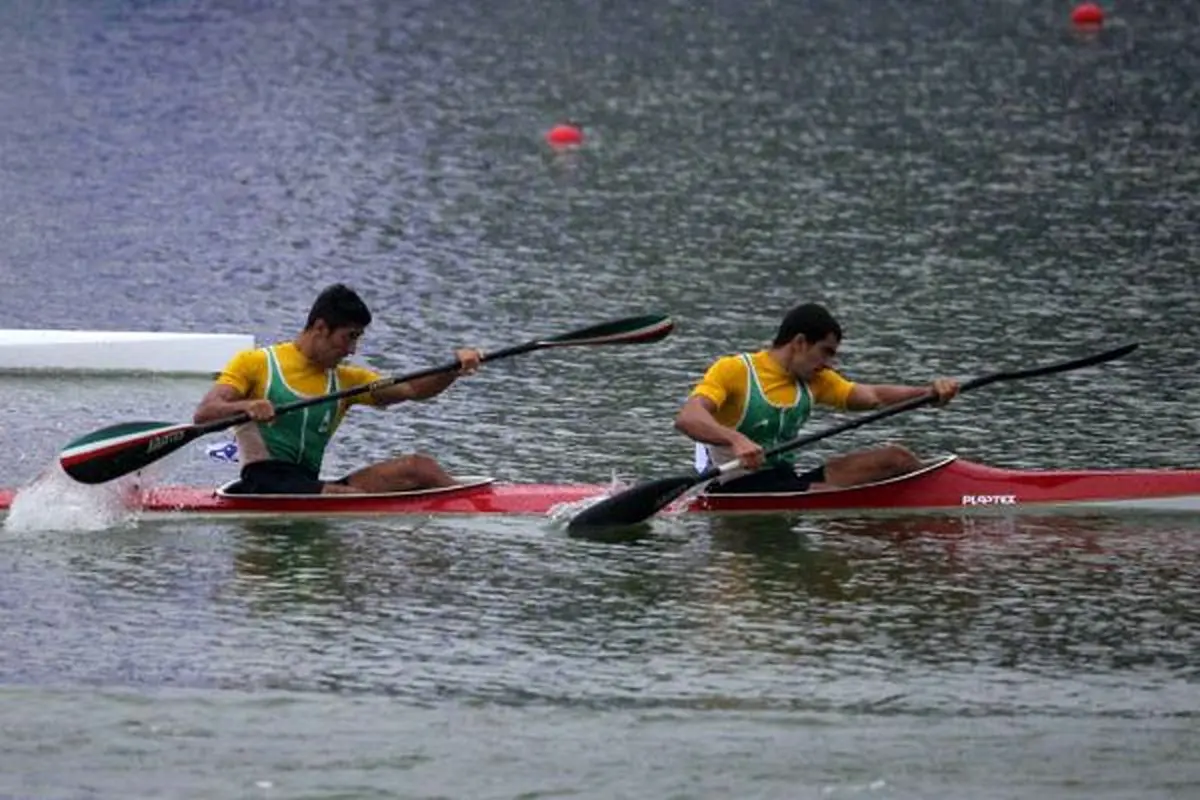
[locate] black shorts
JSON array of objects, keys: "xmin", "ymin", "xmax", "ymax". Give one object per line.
[
  {"xmin": 226, "ymin": 459, "xmax": 348, "ymax": 495},
  {"xmin": 705, "ymin": 463, "xmax": 825, "ymax": 494}
]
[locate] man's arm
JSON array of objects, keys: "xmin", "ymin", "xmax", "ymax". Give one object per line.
[
  {"xmin": 676, "ymin": 396, "xmax": 738, "ymax": 447},
  {"xmin": 675, "ymin": 396, "xmax": 765, "ymax": 470},
  {"xmin": 369, "ymin": 373, "xmax": 453, "ymax": 406},
  {"xmin": 369, "ymin": 348, "xmax": 483, "ymax": 407},
  {"xmin": 845, "ymin": 378, "xmax": 959, "ymax": 411},
  {"xmin": 193, "ymin": 384, "xmax": 275, "ymax": 424}
]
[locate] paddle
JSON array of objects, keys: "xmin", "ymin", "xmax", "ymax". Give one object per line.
[
  {"xmin": 59, "ymin": 313, "xmax": 675, "ymax": 485},
  {"xmin": 566, "ymin": 342, "xmax": 1140, "ymax": 531}
]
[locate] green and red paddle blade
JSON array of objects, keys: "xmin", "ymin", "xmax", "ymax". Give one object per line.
[
  {"xmin": 464, "ymin": 314, "xmax": 676, "ymax": 371},
  {"xmin": 59, "ymin": 420, "xmax": 199, "ymax": 484},
  {"xmin": 541, "ymin": 314, "xmax": 674, "ymax": 347}
]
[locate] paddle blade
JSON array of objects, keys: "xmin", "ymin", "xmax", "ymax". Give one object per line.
[
  {"xmin": 542, "ymin": 314, "xmax": 674, "ymax": 347},
  {"xmin": 567, "ymin": 474, "xmax": 700, "ymax": 531},
  {"xmin": 59, "ymin": 421, "xmax": 200, "ymax": 484}
]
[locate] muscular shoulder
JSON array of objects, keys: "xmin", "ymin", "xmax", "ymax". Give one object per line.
[
  {"xmin": 691, "ymin": 353, "xmax": 747, "ymax": 407},
  {"xmin": 216, "ymin": 348, "xmax": 267, "ymax": 395},
  {"xmin": 225, "ymin": 348, "xmax": 267, "ymax": 372},
  {"xmin": 811, "ymin": 367, "xmax": 855, "ymax": 409},
  {"xmin": 705, "ymin": 353, "xmax": 748, "ymax": 383}
]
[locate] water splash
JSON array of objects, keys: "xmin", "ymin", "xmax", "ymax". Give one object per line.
[
  {"xmin": 545, "ymin": 469, "xmax": 703, "ymax": 529},
  {"xmin": 545, "ymin": 471, "xmax": 629, "ymax": 525},
  {"xmin": 3, "ymin": 464, "xmax": 142, "ymax": 534}
]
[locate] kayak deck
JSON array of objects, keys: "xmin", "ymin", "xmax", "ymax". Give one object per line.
[{"xmin": 689, "ymin": 456, "xmax": 1200, "ymax": 514}]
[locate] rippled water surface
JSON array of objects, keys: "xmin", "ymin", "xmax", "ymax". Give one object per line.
[{"xmin": 2, "ymin": 0, "xmax": 1199, "ymax": 797}]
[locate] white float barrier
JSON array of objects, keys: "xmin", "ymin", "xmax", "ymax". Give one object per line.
[{"xmin": 0, "ymin": 329, "xmax": 255, "ymax": 375}]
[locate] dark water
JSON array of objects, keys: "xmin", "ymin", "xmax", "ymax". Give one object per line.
[{"xmin": 2, "ymin": 0, "xmax": 1199, "ymax": 797}]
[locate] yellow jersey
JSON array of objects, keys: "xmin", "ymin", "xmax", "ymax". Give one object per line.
[
  {"xmin": 218, "ymin": 342, "xmax": 381, "ymax": 410},
  {"xmin": 690, "ymin": 350, "xmax": 855, "ymax": 426},
  {"xmin": 216, "ymin": 343, "xmax": 383, "ymax": 472}
]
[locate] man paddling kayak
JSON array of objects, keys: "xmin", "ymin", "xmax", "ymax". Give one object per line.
[
  {"xmin": 193, "ymin": 283, "xmax": 482, "ymax": 495},
  {"xmin": 678, "ymin": 302, "xmax": 959, "ymax": 494}
]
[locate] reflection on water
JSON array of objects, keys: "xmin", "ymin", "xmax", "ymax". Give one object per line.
[
  {"xmin": 717, "ymin": 512, "xmax": 1200, "ymax": 676},
  {"xmin": 4, "ymin": 507, "xmax": 1198, "ymax": 699},
  {"xmin": 1, "ymin": 506, "xmax": 1198, "ymax": 798},
  {"xmin": 231, "ymin": 518, "xmax": 356, "ymax": 610}
]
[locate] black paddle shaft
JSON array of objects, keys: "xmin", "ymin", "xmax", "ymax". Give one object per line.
[
  {"xmin": 61, "ymin": 313, "xmax": 675, "ymax": 485},
  {"xmin": 194, "ymin": 315, "xmax": 675, "ymax": 435},
  {"xmin": 717, "ymin": 341, "xmax": 1140, "ymax": 479},
  {"xmin": 196, "ymin": 355, "xmax": 475, "ymax": 435}
]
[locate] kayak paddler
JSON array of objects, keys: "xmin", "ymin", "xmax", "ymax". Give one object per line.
[
  {"xmin": 193, "ymin": 283, "xmax": 482, "ymax": 495},
  {"xmin": 677, "ymin": 302, "xmax": 960, "ymax": 494}
]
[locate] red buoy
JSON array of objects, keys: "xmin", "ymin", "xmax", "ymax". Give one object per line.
[
  {"xmin": 1071, "ymin": 3, "xmax": 1104, "ymax": 26},
  {"xmin": 545, "ymin": 124, "xmax": 584, "ymax": 147}
]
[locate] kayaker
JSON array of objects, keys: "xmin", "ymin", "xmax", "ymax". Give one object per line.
[
  {"xmin": 193, "ymin": 283, "xmax": 482, "ymax": 495},
  {"xmin": 677, "ymin": 302, "xmax": 959, "ymax": 494}
]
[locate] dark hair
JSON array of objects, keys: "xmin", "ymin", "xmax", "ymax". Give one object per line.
[
  {"xmin": 305, "ymin": 283, "xmax": 372, "ymax": 330},
  {"xmin": 772, "ymin": 302, "xmax": 842, "ymax": 347}
]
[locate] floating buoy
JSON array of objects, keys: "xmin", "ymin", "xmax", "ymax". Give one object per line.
[
  {"xmin": 545, "ymin": 123, "xmax": 584, "ymax": 147},
  {"xmin": 1071, "ymin": 3, "xmax": 1104, "ymax": 26}
]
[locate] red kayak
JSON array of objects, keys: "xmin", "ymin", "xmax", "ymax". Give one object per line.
[{"xmin": 3, "ymin": 455, "xmax": 1199, "ymax": 518}]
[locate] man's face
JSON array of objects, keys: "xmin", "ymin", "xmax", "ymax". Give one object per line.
[
  {"xmin": 788, "ymin": 332, "xmax": 839, "ymax": 381},
  {"xmin": 314, "ymin": 321, "xmax": 364, "ymax": 366}
]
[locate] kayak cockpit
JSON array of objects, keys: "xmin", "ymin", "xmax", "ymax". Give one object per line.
[{"xmin": 213, "ymin": 475, "xmax": 497, "ymax": 500}]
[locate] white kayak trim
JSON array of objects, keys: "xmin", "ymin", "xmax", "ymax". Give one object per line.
[{"xmin": 0, "ymin": 329, "xmax": 255, "ymax": 375}]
